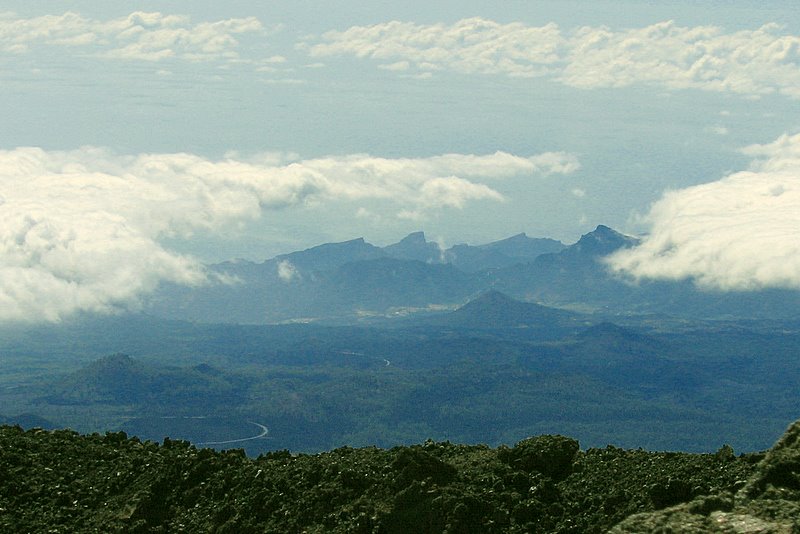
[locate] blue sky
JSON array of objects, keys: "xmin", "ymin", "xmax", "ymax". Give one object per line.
[{"xmin": 1, "ymin": 1, "xmax": 799, "ymax": 321}]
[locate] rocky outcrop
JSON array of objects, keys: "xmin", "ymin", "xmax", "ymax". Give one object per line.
[
  {"xmin": 612, "ymin": 420, "xmax": 800, "ymax": 533},
  {"xmin": 4, "ymin": 423, "xmax": 795, "ymax": 532},
  {"xmin": 498, "ymin": 435, "xmax": 580, "ymax": 481}
]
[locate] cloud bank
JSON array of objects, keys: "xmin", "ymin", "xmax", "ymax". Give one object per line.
[
  {"xmin": 0, "ymin": 147, "xmax": 576, "ymax": 322},
  {"xmin": 9, "ymin": 12, "xmax": 798, "ymax": 98},
  {"xmin": 0, "ymin": 11, "xmax": 264, "ymax": 62},
  {"xmin": 608, "ymin": 133, "xmax": 800, "ymax": 290},
  {"xmin": 308, "ymin": 18, "xmax": 800, "ymax": 99}
]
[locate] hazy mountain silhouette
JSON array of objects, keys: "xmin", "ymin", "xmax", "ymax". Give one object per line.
[
  {"xmin": 144, "ymin": 225, "xmax": 800, "ymax": 323},
  {"xmin": 445, "ymin": 233, "xmax": 565, "ymax": 272},
  {"xmin": 491, "ymin": 225, "xmax": 641, "ymax": 308},
  {"xmin": 272, "ymin": 238, "xmax": 386, "ymax": 274}
]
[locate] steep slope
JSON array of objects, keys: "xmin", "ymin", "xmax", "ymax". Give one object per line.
[
  {"xmin": 383, "ymin": 231, "xmax": 442, "ymax": 263},
  {"xmin": 491, "ymin": 225, "xmax": 639, "ymax": 310},
  {"xmin": 561, "ymin": 224, "xmax": 638, "ymax": 258},
  {"xmin": 613, "ymin": 420, "xmax": 800, "ymax": 532}
]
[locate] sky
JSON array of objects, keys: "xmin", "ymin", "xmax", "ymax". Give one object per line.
[{"xmin": 1, "ymin": 1, "xmax": 799, "ymax": 321}]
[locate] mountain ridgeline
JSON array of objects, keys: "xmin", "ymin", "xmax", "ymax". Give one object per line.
[{"xmin": 144, "ymin": 225, "xmax": 800, "ymax": 325}]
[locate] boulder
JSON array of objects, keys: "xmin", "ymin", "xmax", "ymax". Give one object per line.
[
  {"xmin": 498, "ymin": 434, "xmax": 579, "ymax": 481},
  {"xmin": 612, "ymin": 420, "xmax": 800, "ymax": 533}
]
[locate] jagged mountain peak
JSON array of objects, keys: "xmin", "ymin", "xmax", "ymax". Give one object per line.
[
  {"xmin": 384, "ymin": 231, "xmax": 441, "ymax": 263},
  {"xmin": 570, "ymin": 225, "xmax": 638, "ymax": 256},
  {"xmin": 397, "ymin": 231, "xmax": 427, "ymax": 244}
]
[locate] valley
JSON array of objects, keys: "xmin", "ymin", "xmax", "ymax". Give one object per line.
[{"xmin": 2, "ymin": 300, "xmax": 798, "ymax": 455}]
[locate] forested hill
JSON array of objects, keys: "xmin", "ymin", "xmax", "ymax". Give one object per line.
[{"xmin": 3, "ymin": 421, "xmax": 800, "ymax": 532}]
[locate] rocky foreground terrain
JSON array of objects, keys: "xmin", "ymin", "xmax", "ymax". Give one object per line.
[{"xmin": 1, "ymin": 421, "xmax": 798, "ymax": 533}]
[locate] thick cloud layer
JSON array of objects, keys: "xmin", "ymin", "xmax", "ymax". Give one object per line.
[
  {"xmin": 608, "ymin": 134, "xmax": 800, "ymax": 290},
  {"xmin": 309, "ymin": 18, "xmax": 800, "ymax": 99},
  {"xmin": 8, "ymin": 11, "xmax": 798, "ymax": 99},
  {"xmin": 0, "ymin": 147, "xmax": 576, "ymax": 322}
]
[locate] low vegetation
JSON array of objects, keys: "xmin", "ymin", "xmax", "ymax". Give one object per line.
[{"xmin": 0, "ymin": 425, "xmax": 764, "ymax": 533}]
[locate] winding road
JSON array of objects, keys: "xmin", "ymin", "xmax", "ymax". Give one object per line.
[{"xmin": 195, "ymin": 421, "xmax": 269, "ymax": 446}]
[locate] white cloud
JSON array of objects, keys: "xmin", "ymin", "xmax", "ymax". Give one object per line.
[
  {"xmin": 0, "ymin": 11, "xmax": 264, "ymax": 62},
  {"xmin": 417, "ymin": 176, "xmax": 504, "ymax": 209},
  {"xmin": 560, "ymin": 21, "xmax": 800, "ymax": 99},
  {"xmin": 394, "ymin": 151, "xmax": 580, "ymax": 179},
  {"xmin": 397, "ymin": 209, "xmax": 426, "ymax": 222},
  {"xmin": 608, "ymin": 133, "xmax": 800, "ymax": 291},
  {"xmin": 378, "ymin": 60, "xmax": 410, "ymax": 71},
  {"xmin": 355, "ymin": 207, "xmax": 380, "ymax": 222},
  {"xmin": 0, "ymin": 147, "xmax": 574, "ymax": 322},
  {"xmin": 261, "ymin": 78, "xmax": 307, "ymax": 85},
  {"xmin": 308, "ymin": 18, "xmax": 564, "ymax": 78},
  {"xmin": 307, "ymin": 18, "xmax": 800, "ymax": 99},
  {"xmin": 264, "ymin": 55, "xmax": 287, "ymax": 63},
  {"xmin": 402, "ymin": 72, "xmax": 433, "ymax": 80},
  {"xmin": 571, "ymin": 188, "xmax": 586, "ymax": 198},
  {"xmin": 276, "ymin": 260, "xmax": 299, "ymax": 282}
]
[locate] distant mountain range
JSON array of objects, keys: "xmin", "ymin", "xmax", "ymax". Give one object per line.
[{"xmin": 144, "ymin": 225, "xmax": 800, "ymax": 324}]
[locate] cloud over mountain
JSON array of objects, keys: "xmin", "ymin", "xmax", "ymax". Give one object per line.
[
  {"xmin": 308, "ymin": 18, "xmax": 800, "ymax": 99},
  {"xmin": 0, "ymin": 147, "xmax": 574, "ymax": 322},
  {"xmin": 608, "ymin": 133, "xmax": 800, "ymax": 290}
]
